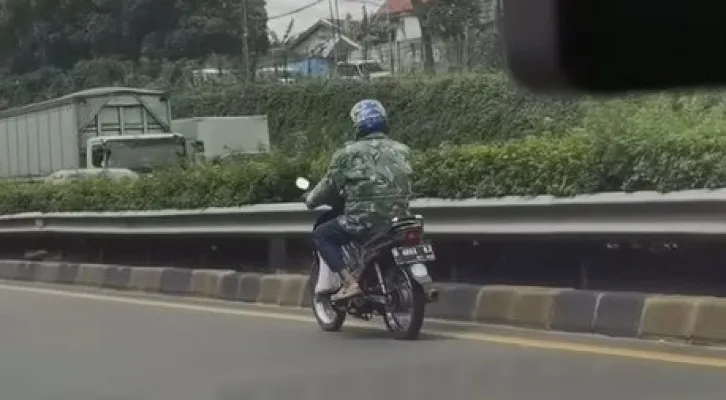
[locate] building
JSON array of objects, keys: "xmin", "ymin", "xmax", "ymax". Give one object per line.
[
  {"xmin": 349, "ymin": 0, "xmax": 446, "ymax": 73},
  {"xmin": 286, "ymin": 18, "xmax": 362, "ymax": 76},
  {"xmin": 349, "ymin": 0, "xmax": 500, "ymax": 73}
]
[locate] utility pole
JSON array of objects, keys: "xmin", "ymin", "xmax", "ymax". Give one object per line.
[
  {"xmin": 386, "ymin": 0, "xmax": 395, "ymax": 74},
  {"xmin": 342, "ymin": 0, "xmax": 395, "ymax": 73},
  {"xmin": 328, "ymin": 0, "xmax": 338, "ymax": 72},
  {"xmin": 333, "ymin": 0, "xmax": 342, "ymax": 34},
  {"xmin": 333, "ymin": 0, "xmax": 342, "ymax": 61},
  {"xmin": 242, "ymin": 0, "xmax": 252, "ymax": 81}
]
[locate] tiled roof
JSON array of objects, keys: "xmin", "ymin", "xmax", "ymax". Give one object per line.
[{"xmin": 375, "ymin": 0, "xmax": 415, "ymax": 14}]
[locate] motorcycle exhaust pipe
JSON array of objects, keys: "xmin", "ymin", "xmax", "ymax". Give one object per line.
[{"xmin": 425, "ymin": 288, "xmax": 439, "ymax": 303}]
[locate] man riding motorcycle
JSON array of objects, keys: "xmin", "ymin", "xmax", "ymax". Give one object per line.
[{"xmin": 305, "ymin": 99, "xmax": 414, "ymax": 301}]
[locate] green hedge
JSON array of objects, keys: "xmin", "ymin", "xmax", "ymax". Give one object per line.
[
  {"xmin": 6, "ymin": 63, "xmax": 725, "ymax": 155},
  {"xmin": 172, "ymin": 74, "xmax": 583, "ymax": 153},
  {"xmin": 1, "ymin": 68, "xmax": 583, "ymax": 153},
  {"xmin": 3, "ymin": 131, "xmax": 726, "ymax": 214},
  {"xmin": 172, "ymin": 76, "xmax": 726, "ymax": 157},
  {"xmin": 413, "ymin": 133, "xmax": 726, "ymax": 198}
]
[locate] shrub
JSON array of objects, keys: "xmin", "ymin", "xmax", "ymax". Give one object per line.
[
  {"xmin": 2, "ymin": 132, "xmax": 726, "ymax": 214},
  {"xmin": 172, "ymin": 74, "xmax": 582, "ymax": 153},
  {"xmin": 0, "ymin": 153, "xmax": 313, "ymax": 214},
  {"xmin": 413, "ymin": 133, "xmax": 726, "ymax": 198}
]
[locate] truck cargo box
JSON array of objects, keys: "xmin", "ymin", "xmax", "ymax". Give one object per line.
[
  {"xmin": 171, "ymin": 115, "xmax": 270, "ymax": 161},
  {"xmin": 0, "ymin": 87, "xmax": 172, "ymax": 180}
]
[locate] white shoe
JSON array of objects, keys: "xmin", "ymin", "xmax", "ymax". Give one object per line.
[{"xmin": 331, "ymin": 283, "xmax": 362, "ymax": 302}]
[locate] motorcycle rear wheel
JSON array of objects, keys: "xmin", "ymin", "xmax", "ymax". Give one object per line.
[
  {"xmin": 382, "ymin": 265, "xmax": 426, "ymax": 340},
  {"xmin": 309, "ymin": 259, "xmax": 346, "ymax": 332}
]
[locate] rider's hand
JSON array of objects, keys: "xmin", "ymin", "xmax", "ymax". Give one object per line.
[{"xmin": 301, "ymin": 191, "xmax": 313, "ymax": 209}]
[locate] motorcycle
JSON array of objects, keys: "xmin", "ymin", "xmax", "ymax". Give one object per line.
[{"xmin": 296, "ymin": 177, "xmax": 439, "ymax": 340}]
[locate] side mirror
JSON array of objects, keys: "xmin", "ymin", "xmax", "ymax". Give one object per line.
[{"xmin": 295, "ymin": 177, "xmax": 310, "ymax": 191}]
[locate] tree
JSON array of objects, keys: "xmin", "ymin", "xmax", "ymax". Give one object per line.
[
  {"xmin": 427, "ymin": 0, "xmax": 485, "ymax": 71},
  {"xmin": 461, "ymin": 0, "xmax": 505, "ymax": 70},
  {"xmin": 410, "ymin": 0, "xmax": 494, "ymax": 74},
  {"xmin": 267, "ymin": 18, "xmax": 295, "ymax": 73},
  {"xmin": 349, "ymin": 6, "xmax": 395, "ymax": 71},
  {"xmin": 410, "ymin": 0, "xmax": 436, "ymax": 74},
  {"xmin": 159, "ymin": 0, "xmax": 269, "ymax": 63},
  {"xmin": 428, "ymin": 0, "xmax": 484, "ymax": 38},
  {"xmin": 0, "ymin": 0, "xmax": 270, "ymax": 74},
  {"xmin": 0, "ymin": 0, "xmax": 97, "ymax": 71},
  {"xmin": 347, "ymin": 7, "xmax": 374, "ymax": 60}
]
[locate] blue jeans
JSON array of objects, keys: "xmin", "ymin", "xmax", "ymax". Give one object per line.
[{"xmin": 312, "ymin": 219, "xmax": 354, "ymax": 274}]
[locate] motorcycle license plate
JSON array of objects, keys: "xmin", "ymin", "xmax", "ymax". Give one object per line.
[{"xmin": 391, "ymin": 243, "xmax": 436, "ymax": 265}]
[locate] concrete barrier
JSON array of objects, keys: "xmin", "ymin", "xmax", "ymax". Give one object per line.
[
  {"xmin": 15, "ymin": 262, "xmax": 37, "ymax": 281},
  {"xmin": 76, "ymin": 264, "xmax": 106, "ymax": 286},
  {"xmin": 426, "ymin": 283, "xmax": 481, "ymax": 321},
  {"xmin": 238, "ymin": 273, "xmax": 262, "ymax": 302},
  {"xmin": 277, "ymin": 275, "xmax": 308, "ymax": 307},
  {"xmin": 257, "ymin": 274, "xmax": 309, "ymax": 306},
  {"xmin": 0, "ymin": 260, "xmax": 19, "ymax": 279},
  {"xmin": 190, "ymin": 270, "xmax": 234, "ymax": 297},
  {"xmin": 640, "ymin": 295, "xmax": 700, "ymax": 341},
  {"xmin": 475, "ymin": 285, "xmax": 521, "ymax": 324},
  {"xmin": 593, "ymin": 291, "xmax": 647, "ymax": 338},
  {"xmin": 258, "ymin": 274, "xmax": 286, "ymax": 304},
  {"xmin": 510, "ymin": 287, "xmax": 568, "ymax": 329},
  {"xmin": 4, "ymin": 260, "xmax": 726, "ymax": 347},
  {"xmin": 550, "ymin": 290, "xmax": 602, "ymax": 332},
  {"xmin": 55, "ymin": 263, "xmax": 79, "ymax": 284},
  {"xmin": 102, "ymin": 265, "xmax": 132, "ymax": 289},
  {"xmin": 300, "ymin": 279, "xmax": 313, "ymax": 308},
  {"xmin": 128, "ymin": 268, "xmax": 165, "ymax": 292},
  {"xmin": 34, "ymin": 262, "xmax": 59, "ymax": 283},
  {"xmin": 218, "ymin": 272, "xmax": 241, "ymax": 300},
  {"xmin": 159, "ymin": 268, "xmax": 192, "ymax": 295},
  {"xmin": 692, "ymin": 298, "xmax": 726, "ymax": 344}
]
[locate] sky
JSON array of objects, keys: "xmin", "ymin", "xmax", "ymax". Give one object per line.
[{"xmin": 266, "ymin": 0, "xmax": 384, "ymax": 37}]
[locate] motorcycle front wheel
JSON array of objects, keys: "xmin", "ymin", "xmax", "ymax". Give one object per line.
[
  {"xmin": 309, "ymin": 259, "xmax": 346, "ymax": 332},
  {"xmin": 382, "ymin": 264, "xmax": 426, "ymax": 340}
]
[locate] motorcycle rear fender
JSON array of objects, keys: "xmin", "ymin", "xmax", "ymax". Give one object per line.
[{"xmin": 405, "ymin": 263, "xmax": 433, "ymax": 285}]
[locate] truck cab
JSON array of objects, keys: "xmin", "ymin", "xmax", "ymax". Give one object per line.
[{"xmin": 87, "ymin": 133, "xmax": 190, "ymax": 173}]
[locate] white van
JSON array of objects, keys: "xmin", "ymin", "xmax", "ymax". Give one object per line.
[
  {"xmin": 335, "ymin": 60, "xmax": 391, "ymax": 81},
  {"xmin": 191, "ymin": 68, "xmax": 237, "ymax": 85},
  {"xmin": 256, "ymin": 67, "xmax": 299, "ymax": 83}
]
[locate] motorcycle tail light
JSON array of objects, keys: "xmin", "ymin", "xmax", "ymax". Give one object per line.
[{"xmin": 402, "ymin": 229, "xmax": 422, "ymax": 246}]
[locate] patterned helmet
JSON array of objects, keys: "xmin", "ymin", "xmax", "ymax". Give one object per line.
[{"xmin": 349, "ymin": 99, "xmax": 388, "ymax": 136}]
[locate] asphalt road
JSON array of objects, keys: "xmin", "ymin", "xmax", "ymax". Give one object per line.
[{"xmin": 0, "ymin": 283, "xmax": 725, "ymax": 400}]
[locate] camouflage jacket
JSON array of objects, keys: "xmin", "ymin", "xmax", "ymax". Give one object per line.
[{"xmin": 306, "ymin": 132, "xmax": 413, "ymax": 235}]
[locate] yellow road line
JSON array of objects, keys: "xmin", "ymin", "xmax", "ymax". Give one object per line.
[{"xmin": 1, "ymin": 283, "xmax": 725, "ymax": 368}]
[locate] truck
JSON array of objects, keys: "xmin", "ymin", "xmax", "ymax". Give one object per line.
[
  {"xmin": 171, "ymin": 115, "xmax": 270, "ymax": 163},
  {"xmin": 0, "ymin": 87, "xmax": 193, "ymax": 181}
]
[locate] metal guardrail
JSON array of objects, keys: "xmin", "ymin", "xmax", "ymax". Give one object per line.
[{"xmin": 2, "ymin": 189, "xmax": 726, "ymax": 238}]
